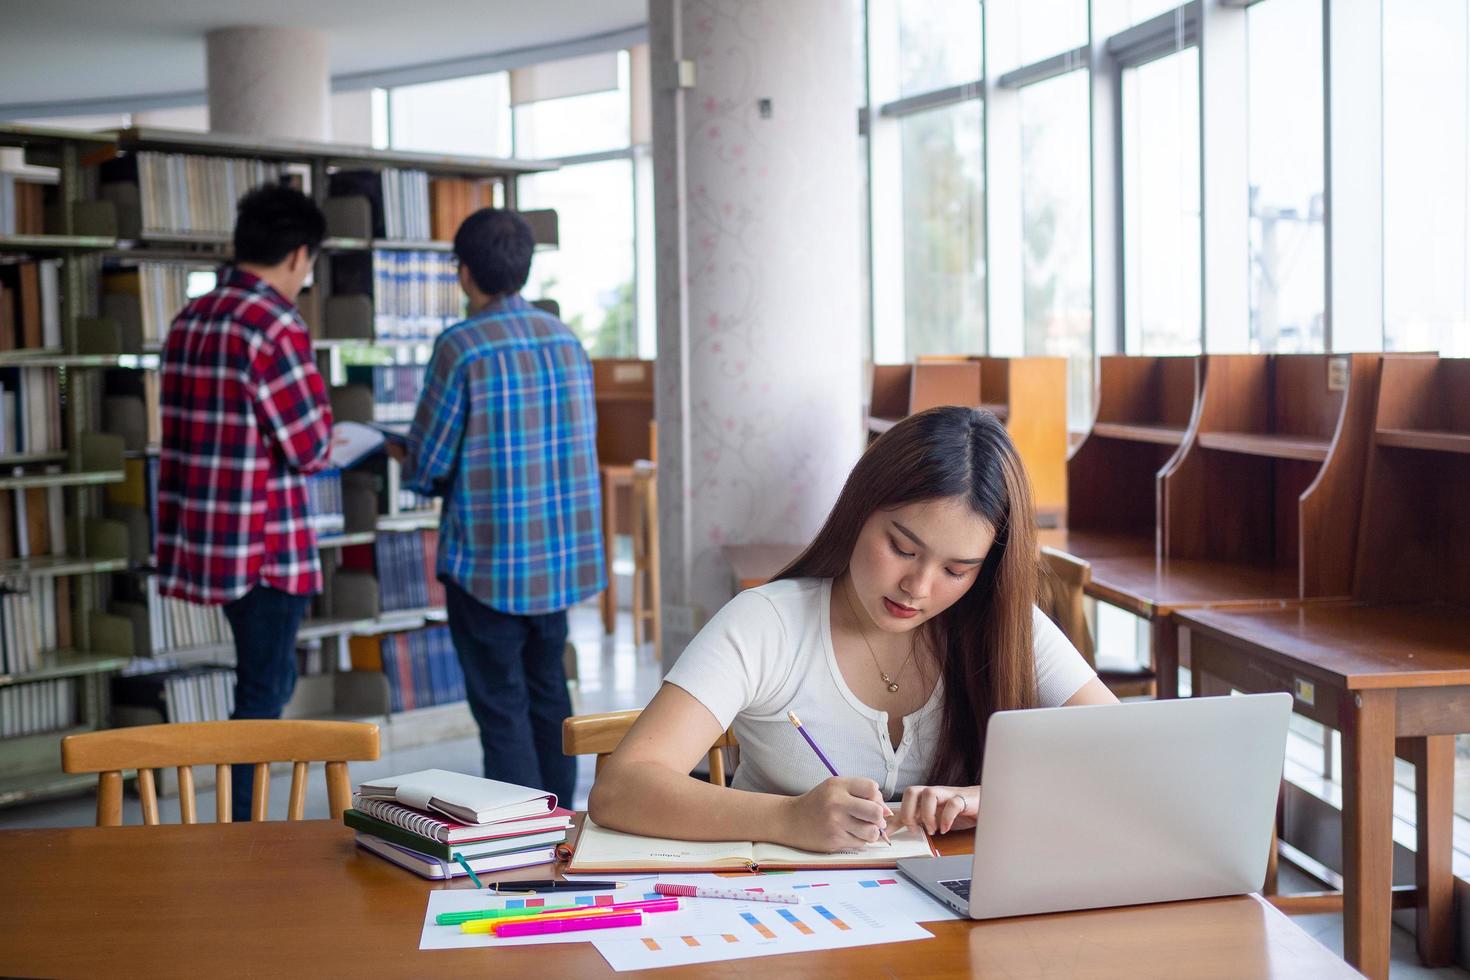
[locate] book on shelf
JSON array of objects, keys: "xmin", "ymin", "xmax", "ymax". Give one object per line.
[
  {"xmin": 0, "ymin": 174, "xmax": 50, "ymax": 237},
  {"xmin": 428, "ymin": 176, "xmax": 493, "ymax": 242},
  {"xmin": 110, "ymin": 574, "xmax": 232, "ymax": 657},
  {"xmin": 346, "ymin": 362, "xmax": 426, "ymax": 422},
  {"xmin": 306, "ymin": 467, "xmax": 345, "ymax": 537},
  {"xmin": 102, "ymin": 264, "xmax": 218, "ymax": 351},
  {"xmin": 0, "ymin": 259, "xmax": 61, "ymax": 351},
  {"xmin": 0, "ymin": 481, "xmax": 67, "ymax": 562},
  {"xmin": 353, "ymin": 833, "xmax": 558, "ymax": 880},
  {"xmin": 372, "ymin": 530, "xmax": 445, "ymax": 612},
  {"xmin": 327, "ymin": 168, "xmax": 432, "ymax": 241},
  {"xmin": 99, "ymin": 152, "xmax": 287, "ymax": 238},
  {"xmin": 351, "ymin": 794, "xmax": 574, "ymax": 845},
  {"xmin": 566, "ymin": 819, "xmax": 938, "ymax": 874},
  {"xmin": 0, "ymin": 578, "xmax": 71, "ymax": 675},
  {"xmin": 112, "ymin": 661, "xmax": 235, "ymax": 723},
  {"xmin": 0, "ymin": 678, "xmax": 77, "ymax": 738},
  {"xmin": 344, "ymin": 807, "xmax": 570, "ymax": 861},
  {"xmin": 330, "ymin": 250, "xmax": 461, "ymax": 342},
  {"xmin": 348, "ymin": 625, "xmax": 462, "ymax": 712},
  {"xmin": 0, "ymin": 366, "xmax": 63, "ymax": 453}
]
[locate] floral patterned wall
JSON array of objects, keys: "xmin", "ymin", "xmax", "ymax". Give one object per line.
[{"xmin": 650, "ymin": 0, "xmax": 863, "ymax": 662}]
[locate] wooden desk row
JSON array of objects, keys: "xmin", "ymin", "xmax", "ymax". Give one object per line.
[
  {"xmin": 0, "ymin": 818, "xmax": 1358, "ymax": 979},
  {"xmin": 1064, "ymin": 352, "xmax": 1470, "ymax": 980}
]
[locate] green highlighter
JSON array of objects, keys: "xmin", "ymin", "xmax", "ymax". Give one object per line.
[{"xmin": 437, "ymin": 904, "xmax": 578, "ymax": 926}]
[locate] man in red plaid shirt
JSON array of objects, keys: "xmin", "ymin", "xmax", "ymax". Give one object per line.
[{"xmin": 155, "ymin": 184, "xmax": 334, "ymax": 820}]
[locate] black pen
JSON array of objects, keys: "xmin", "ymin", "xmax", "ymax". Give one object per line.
[{"xmin": 490, "ymin": 879, "xmax": 624, "ymax": 893}]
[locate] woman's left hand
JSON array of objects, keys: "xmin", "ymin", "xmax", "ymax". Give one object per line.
[{"xmin": 896, "ymin": 784, "xmax": 979, "ymax": 836}]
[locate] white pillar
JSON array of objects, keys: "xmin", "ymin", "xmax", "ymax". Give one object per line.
[
  {"xmin": 649, "ymin": 0, "xmax": 864, "ymax": 663},
  {"xmin": 206, "ymin": 27, "xmax": 330, "ymax": 141}
]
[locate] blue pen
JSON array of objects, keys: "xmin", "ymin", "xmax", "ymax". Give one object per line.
[{"xmin": 453, "ymin": 852, "xmax": 485, "ymax": 888}]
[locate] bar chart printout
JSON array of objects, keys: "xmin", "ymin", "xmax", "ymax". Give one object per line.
[{"xmin": 592, "ymin": 900, "xmax": 933, "ymax": 971}]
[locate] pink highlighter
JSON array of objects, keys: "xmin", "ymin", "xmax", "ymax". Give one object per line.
[{"xmin": 494, "ymin": 911, "xmax": 644, "ymax": 937}]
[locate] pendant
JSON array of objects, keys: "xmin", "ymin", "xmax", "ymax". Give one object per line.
[{"xmin": 883, "ymin": 674, "xmax": 899, "ymax": 693}]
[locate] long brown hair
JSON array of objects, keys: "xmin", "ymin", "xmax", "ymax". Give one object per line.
[{"xmin": 773, "ymin": 406, "xmax": 1039, "ymax": 785}]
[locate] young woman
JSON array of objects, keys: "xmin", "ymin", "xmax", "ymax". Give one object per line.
[{"xmin": 588, "ymin": 406, "xmax": 1117, "ymax": 852}]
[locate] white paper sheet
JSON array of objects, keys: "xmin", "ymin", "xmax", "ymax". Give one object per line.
[
  {"xmin": 590, "ymin": 895, "xmax": 934, "ymax": 971},
  {"xmin": 419, "ymin": 885, "xmax": 664, "ymax": 949},
  {"xmin": 654, "ymin": 870, "xmax": 964, "ymax": 922}
]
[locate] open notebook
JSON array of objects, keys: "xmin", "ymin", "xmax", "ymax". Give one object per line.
[{"xmin": 567, "ymin": 818, "xmax": 936, "ymax": 873}]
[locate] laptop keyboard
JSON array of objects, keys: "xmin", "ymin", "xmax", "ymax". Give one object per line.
[{"xmin": 940, "ymin": 878, "xmax": 971, "ymax": 901}]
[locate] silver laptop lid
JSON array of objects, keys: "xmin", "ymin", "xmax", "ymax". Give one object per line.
[{"xmin": 966, "ymin": 693, "xmax": 1292, "ymax": 919}]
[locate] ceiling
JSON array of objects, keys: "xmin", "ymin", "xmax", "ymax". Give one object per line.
[{"xmin": 0, "ymin": 0, "xmax": 645, "ymax": 113}]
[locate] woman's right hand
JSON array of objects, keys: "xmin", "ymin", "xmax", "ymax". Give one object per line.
[{"xmin": 780, "ymin": 776, "xmax": 893, "ymax": 853}]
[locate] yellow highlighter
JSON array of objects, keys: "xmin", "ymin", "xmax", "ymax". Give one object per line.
[{"xmin": 460, "ymin": 906, "xmax": 624, "ymax": 935}]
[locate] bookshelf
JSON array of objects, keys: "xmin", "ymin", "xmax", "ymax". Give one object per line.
[
  {"xmin": 0, "ymin": 125, "xmax": 136, "ymax": 804},
  {"xmin": 0, "ymin": 122, "xmax": 558, "ymax": 805}
]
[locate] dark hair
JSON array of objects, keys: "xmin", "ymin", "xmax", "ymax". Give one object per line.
[
  {"xmin": 233, "ymin": 183, "xmax": 326, "ymax": 266},
  {"xmin": 453, "ymin": 208, "xmax": 535, "ymax": 296},
  {"xmin": 774, "ymin": 406, "xmax": 1040, "ymax": 786}
]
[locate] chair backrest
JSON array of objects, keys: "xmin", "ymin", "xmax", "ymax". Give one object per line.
[
  {"xmin": 563, "ymin": 710, "xmax": 737, "ymax": 786},
  {"xmin": 61, "ymin": 719, "xmax": 381, "ymax": 826},
  {"xmin": 1039, "ymin": 546, "xmax": 1096, "ymax": 668}
]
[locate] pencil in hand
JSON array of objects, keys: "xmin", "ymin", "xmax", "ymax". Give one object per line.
[{"xmin": 787, "ymin": 711, "xmax": 894, "ymax": 846}]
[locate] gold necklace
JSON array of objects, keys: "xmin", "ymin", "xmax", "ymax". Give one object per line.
[{"xmin": 841, "ymin": 578, "xmax": 916, "ymax": 693}]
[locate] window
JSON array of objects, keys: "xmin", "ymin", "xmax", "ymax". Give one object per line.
[
  {"xmin": 1122, "ymin": 46, "xmax": 1201, "ymax": 355},
  {"xmin": 1247, "ymin": 0, "xmax": 1325, "ymax": 354},
  {"xmin": 512, "ymin": 54, "xmax": 631, "ymax": 160},
  {"xmin": 900, "ymin": 100, "xmax": 986, "ymax": 357},
  {"xmin": 518, "ymin": 159, "xmax": 637, "ymax": 356},
  {"xmin": 388, "ymin": 73, "xmax": 511, "ymax": 157},
  {"xmin": 896, "ymin": 0, "xmax": 984, "ymax": 96},
  {"xmin": 1020, "ymin": 70, "xmax": 1093, "ymax": 429},
  {"xmin": 1383, "ymin": 0, "xmax": 1470, "ymax": 357},
  {"xmin": 990, "ymin": 0, "xmax": 1088, "ymax": 76}
]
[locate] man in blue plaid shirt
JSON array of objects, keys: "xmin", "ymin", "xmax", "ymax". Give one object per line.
[{"xmin": 401, "ymin": 208, "xmax": 604, "ymax": 805}]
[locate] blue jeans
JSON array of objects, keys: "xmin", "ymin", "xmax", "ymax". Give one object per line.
[
  {"xmin": 224, "ymin": 585, "xmax": 312, "ymax": 821},
  {"xmin": 444, "ymin": 581, "xmax": 576, "ymax": 806}
]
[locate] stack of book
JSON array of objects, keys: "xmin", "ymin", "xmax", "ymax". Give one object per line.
[{"xmin": 344, "ymin": 769, "xmax": 571, "ymax": 880}]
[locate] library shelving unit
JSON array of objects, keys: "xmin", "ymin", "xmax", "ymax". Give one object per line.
[
  {"xmin": 1065, "ymin": 355, "xmax": 1200, "ymax": 557},
  {"xmin": 0, "ymin": 123, "xmax": 560, "ymax": 805},
  {"xmin": 866, "ymin": 356, "xmax": 1069, "ymax": 527},
  {"xmin": 0, "ymin": 125, "xmax": 137, "ymax": 805}
]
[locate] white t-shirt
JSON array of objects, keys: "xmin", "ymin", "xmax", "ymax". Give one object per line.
[{"xmin": 663, "ymin": 577, "xmax": 1096, "ymax": 801}]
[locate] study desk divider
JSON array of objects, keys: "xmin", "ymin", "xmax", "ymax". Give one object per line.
[
  {"xmin": 1172, "ymin": 352, "xmax": 1468, "ymax": 980},
  {"xmin": 866, "ymin": 356, "xmax": 1068, "ymax": 528}
]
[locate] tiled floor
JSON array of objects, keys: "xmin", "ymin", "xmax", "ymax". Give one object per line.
[{"xmin": 2, "ymin": 599, "xmax": 1465, "ymax": 978}]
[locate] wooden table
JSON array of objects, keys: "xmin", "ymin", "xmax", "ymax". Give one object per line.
[
  {"xmin": 1177, "ymin": 601, "xmax": 1470, "ymax": 980},
  {"xmin": 0, "ymin": 819, "xmax": 1358, "ymax": 979},
  {"xmin": 1066, "ymin": 550, "xmax": 1304, "ymax": 699}
]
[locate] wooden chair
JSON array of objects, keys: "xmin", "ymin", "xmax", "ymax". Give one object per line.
[
  {"xmin": 563, "ymin": 710, "xmax": 737, "ymax": 786},
  {"xmin": 60, "ymin": 719, "xmax": 381, "ymax": 826},
  {"xmin": 630, "ymin": 459, "xmax": 660, "ymax": 649},
  {"xmin": 1039, "ymin": 547, "xmax": 1156, "ymax": 698}
]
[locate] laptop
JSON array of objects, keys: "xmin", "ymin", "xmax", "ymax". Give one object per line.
[{"xmin": 897, "ymin": 692, "xmax": 1292, "ymax": 919}]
